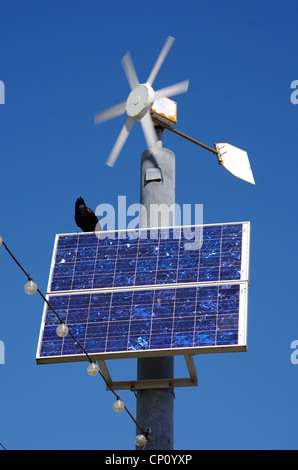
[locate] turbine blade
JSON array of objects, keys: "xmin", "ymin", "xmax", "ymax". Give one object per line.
[
  {"xmin": 147, "ymin": 36, "xmax": 175, "ymax": 86},
  {"xmin": 106, "ymin": 118, "xmax": 134, "ymax": 167},
  {"xmin": 121, "ymin": 52, "xmax": 139, "ymax": 90},
  {"xmin": 94, "ymin": 102, "xmax": 126, "ymax": 125},
  {"xmin": 140, "ymin": 112, "xmax": 158, "ymax": 149},
  {"xmin": 154, "ymin": 80, "xmax": 189, "ymax": 101}
]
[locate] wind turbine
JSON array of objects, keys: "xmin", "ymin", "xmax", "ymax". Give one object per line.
[
  {"xmin": 94, "ymin": 36, "xmax": 188, "ymax": 168},
  {"xmin": 94, "ymin": 36, "xmax": 255, "ymax": 185}
]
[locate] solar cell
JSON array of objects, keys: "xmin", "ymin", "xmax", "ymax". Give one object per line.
[{"xmin": 36, "ymin": 222, "xmax": 250, "ymax": 363}]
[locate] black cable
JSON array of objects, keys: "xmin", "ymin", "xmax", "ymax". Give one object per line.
[
  {"xmin": 0, "ymin": 441, "xmax": 6, "ymax": 450},
  {"xmin": 1, "ymin": 238, "xmax": 145, "ymax": 437}
]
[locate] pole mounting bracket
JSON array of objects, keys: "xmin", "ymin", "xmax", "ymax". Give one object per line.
[{"xmin": 97, "ymin": 355, "xmax": 198, "ymax": 391}]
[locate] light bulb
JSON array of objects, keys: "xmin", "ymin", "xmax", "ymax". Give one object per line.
[
  {"xmin": 0, "ymin": 236, "xmax": 3, "ymax": 246},
  {"xmin": 87, "ymin": 362, "xmax": 99, "ymax": 376},
  {"xmin": 113, "ymin": 399, "xmax": 125, "ymax": 413},
  {"xmin": 56, "ymin": 323, "xmax": 69, "ymax": 338},
  {"xmin": 24, "ymin": 280, "xmax": 38, "ymax": 295},
  {"xmin": 135, "ymin": 434, "xmax": 147, "ymax": 447}
]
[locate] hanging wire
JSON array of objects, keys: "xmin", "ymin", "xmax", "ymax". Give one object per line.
[
  {"xmin": 0, "ymin": 238, "xmax": 145, "ymax": 437},
  {"xmin": 0, "ymin": 441, "xmax": 6, "ymax": 450}
]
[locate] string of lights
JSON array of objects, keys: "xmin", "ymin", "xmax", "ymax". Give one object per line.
[{"xmin": 0, "ymin": 235, "xmax": 149, "ymax": 448}]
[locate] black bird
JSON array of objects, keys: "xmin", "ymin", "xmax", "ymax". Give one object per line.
[{"xmin": 75, "ymin": 197, "xmax": 102, "ymax": 232}]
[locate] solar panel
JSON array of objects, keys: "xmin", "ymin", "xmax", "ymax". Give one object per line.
[{"xmin": 36, "ymin": 222, "xmax": 250, "ymax": 364}]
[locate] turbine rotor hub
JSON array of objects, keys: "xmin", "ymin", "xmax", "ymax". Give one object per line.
[{"xmin": 126, "ymin": 83, "xmax": 154, "ymax": 120}]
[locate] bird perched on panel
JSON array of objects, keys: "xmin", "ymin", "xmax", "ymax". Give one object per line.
[{"xmin": 75, "ymin": 197, "xmax": 102, "ymax": 232}]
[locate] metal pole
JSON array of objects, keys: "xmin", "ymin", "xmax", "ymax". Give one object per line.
[{"xmin": 136, "ymin": 128, "xmax": 175, "ymax": 450}]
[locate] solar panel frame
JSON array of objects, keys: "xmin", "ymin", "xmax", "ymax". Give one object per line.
[{"xmin": 36, "ymin": 222, "xmax": 250, "ymax": 364}]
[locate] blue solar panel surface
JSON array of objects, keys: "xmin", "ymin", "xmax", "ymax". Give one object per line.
[
  {"xmin": 37, "ymin": 223, "xmax": 249, "ymax": 363},
  {"xmin": 50, "ymin": 224, "xmax": 243, "ymax": 292},
  {"xmin": 39, "ymin": 284, "xmax": 242, "ymax": 358}
]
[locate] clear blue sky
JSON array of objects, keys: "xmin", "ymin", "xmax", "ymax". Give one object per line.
[{"xmin": 0, "ymin": 0, "xmax": 297, "ymax": 450}]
